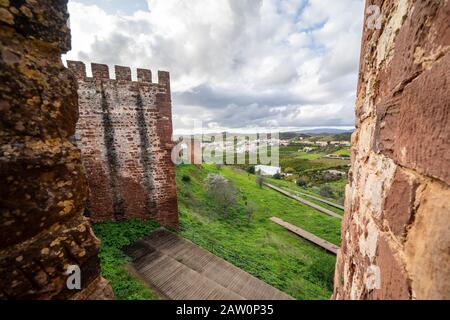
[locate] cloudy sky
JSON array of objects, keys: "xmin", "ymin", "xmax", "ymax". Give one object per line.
[{"xmin": 63, "ymin": 0, "xmax": 365, "ymax": 134}]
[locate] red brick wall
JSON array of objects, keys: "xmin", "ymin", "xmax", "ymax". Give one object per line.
[
  {"xmin": 333, "ymin": 0, "xmax": 449, "ymax": 300},
  {"xmin": 67, "ymin": 61, "xmax": 178, "ymax": 227}
]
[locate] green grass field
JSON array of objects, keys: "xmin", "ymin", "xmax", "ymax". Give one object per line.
[
  {"xmin": 93, "ymin": 220, "xmax": 162, "ymax": 300},
  {"xmin": 92, "ymin": 162, "xmax": 345, "ymax": 300},
  {"xmin": 176, "ymin": 164, "xmax": 341, "ymax": 300},
  {"xmin": 279, "ymin": 146, "xmax": 349, "ymax": 173},
  {"xmin": 332, "ymin": 148, "xmax": 350, "ymax": 157}
]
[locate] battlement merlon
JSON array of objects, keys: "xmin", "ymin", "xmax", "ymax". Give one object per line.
[
  {"xmin": 67, "ymin": 60, "xmax": 86, "ymax": 79},
  {"xmin": 158, "ymin": 70, "xmax": 170, "ymax": 93},
  {"xmin": 66, "ymin": 60, "xmax": 170, "ymax": 87}
]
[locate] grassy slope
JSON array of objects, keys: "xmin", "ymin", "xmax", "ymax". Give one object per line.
[
  {"xmin": 93, "ymin": 219, "xmax": 161, "ymax": 300},
  {"xmin": 176, "ymin": 164, "xmax": 341, "ymax": 300}
]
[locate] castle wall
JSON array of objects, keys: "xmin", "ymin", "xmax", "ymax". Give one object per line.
[
  {"xmin": 67, "ymin": 61, "xmax": 178, "ymax": 227},
  {"xmin": 0, "ymin": 0, "xmax": 112, "ymax": 299},
  {"xmin": 333, "ymin": 0, "xmax": 449, "ymax": 299}
]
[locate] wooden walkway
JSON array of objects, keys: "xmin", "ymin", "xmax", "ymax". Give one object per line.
[
  {"xmin": 291, "ymin": 190, "xmax": 344, "ymax": 210},
  {"xmin": 125, "ymin": 228, "xmax": 293, "ymax": 300},
  {"xmin": 264, "ymin": 183, "xmax": 342, "ymax": 219},
  {"xmin": 270, "ymin": 217, "xmax": 340, "ymax": 254}
]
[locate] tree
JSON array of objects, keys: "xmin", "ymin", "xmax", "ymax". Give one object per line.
[{"xmin": 204, "ymin": 173, "xmax": 237, "ymax": 213}]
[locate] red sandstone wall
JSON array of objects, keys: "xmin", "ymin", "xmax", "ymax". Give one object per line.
[
  {"xmin": 67, "ymin": 61, "xmax": 178, "ymax": 227},
  {"xmin": 0, "ymin": 0, "xmax": 113, "ymax": 299},
  {"xmin": 333, "ymin": 0, "xmax": 449, "ymax": 299}
]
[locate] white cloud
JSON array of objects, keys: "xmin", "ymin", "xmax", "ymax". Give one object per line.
[{"xmin": 64, "ymin": 0, "xmax": 365, "ymax": 134}]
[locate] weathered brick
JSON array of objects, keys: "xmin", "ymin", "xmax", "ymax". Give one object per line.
[
  {"xmin": 67, "ymin": 61, "xmax": 178, "ymax": 226},
  {"xmin": 0, "ymin": 0, "xmax": 113, "ymax": 299},
  {"xmin": 334, "ymin": 0, "xmax": 450, "ymax": 300}
]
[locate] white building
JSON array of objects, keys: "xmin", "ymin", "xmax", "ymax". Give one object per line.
[{"xmin": 255, "ymin": 165, "xmax": 281, "ymax": 176}]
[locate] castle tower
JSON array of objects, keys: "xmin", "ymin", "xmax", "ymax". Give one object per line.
[{"xmin": 67, "ymin": 62, "xmax": 178, "ymax": 227}]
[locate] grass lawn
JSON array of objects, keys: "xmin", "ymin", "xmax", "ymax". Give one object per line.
[
  {"xmin": 280, "ymin": 155, "xmax": 349, "ymax": 173},
  {"xmin": 93, "ymin": 219, "xmax": 162, "ymax": 300},
  {"xmin": 176, "ymin": 164, "xmax": 341, "ymax": 300},
  {"xmin": 332, "ymin": 148, "xmax": 350, "ymax": 157},
  {"xmin": 295, "ymin": 152, "xmax": 324, "ymax": 160}
]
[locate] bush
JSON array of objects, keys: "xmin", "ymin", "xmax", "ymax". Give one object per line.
[
  {"xmin": 204, "ymin": 173, "xmax": 237, "ymax": 213},
  {"xmin": 285, "ymin": 175, "xmax": 296, "ymax": 182},
  {"xmin": 284, "ymin": 167, "xmax": 295, "ymax": 174},
  {"xmin": 296, "ymin": 178, "xmax": 308, "ymax": 187},
  {"xmin": 272, "ymin": 173, "xmax": 282, "ymax": 180},
  {"xmin": 181, "ymin": 175, "xmax": 191, "ymax": 182},
  {"xmin": 246, "ymin": 165, "xmax": 255, "ymax": 174},
  {"xmin": 318, "ymin": 185, "xmax": 334, "ymax": 198}
]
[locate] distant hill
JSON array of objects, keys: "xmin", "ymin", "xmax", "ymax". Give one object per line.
[
  {"xmin": 312, "ymin": 132, "xmax": 352, "ymax": 142},
  {"xmin": 296, "ymin": 128, "xmax": 354, "ymax": 135},
  {"xmin": 331, "ymin": 132, "xmax": 352, "ymax": 141},
  {"xmin": 279, "ymin": 128, "xmax": 353, "ymax": 141},
  {"xmin": 279, "ymin": 132, "xmax": 311, "ymax": 139},
  {"xmin": 174, "ymin": 128, "xmax": 354, "ymax": 141}
]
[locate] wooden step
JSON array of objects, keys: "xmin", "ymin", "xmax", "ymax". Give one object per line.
[
  {"xmin": 270, "ymin": 217, "xmax": 340, "ymax": 255},
  {"xmin": 126, "ymin": 239, "xmax": 244, "ymax": 300},
  {"xmin": 126, "ymin": 228, "xmax": 294, "ymax": 300},
  {"xmin": 264, "ymin": 183, "xmax": 342, "ymax": 219}
]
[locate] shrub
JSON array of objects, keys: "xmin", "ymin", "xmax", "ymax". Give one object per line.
[
  {"xmin": 284, "ymin": 167, "xmax": 295, "ymax": 174},
  {"xmin": 181, "ymin": 175, "xmax": 191, "ymax": 182},
  {"xmin": 272, "ymin": 173, "xmax": 282, "ymax": 180},
  {"xmin": 285, "ymin": 175, "xmax": 296, "ymax": 182},
  {"xmin": 318, "ymin": 185, "xmax": 334, "ymax": 198},
  {"xmin": 246, "ymin": 165, "xmax": 255, "ymax": 174},
  {"xmin": 204, "ymin": 173, "xmax": 237, "ymax": 213},
  {"xmin": 296, "ymin": 178, "xmax": 308, "ymax": 187}
]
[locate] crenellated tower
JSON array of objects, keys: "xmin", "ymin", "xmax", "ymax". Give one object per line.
[{"xmin": 67, "ymin": 61, "xmax": 178, "ymax": 227}]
